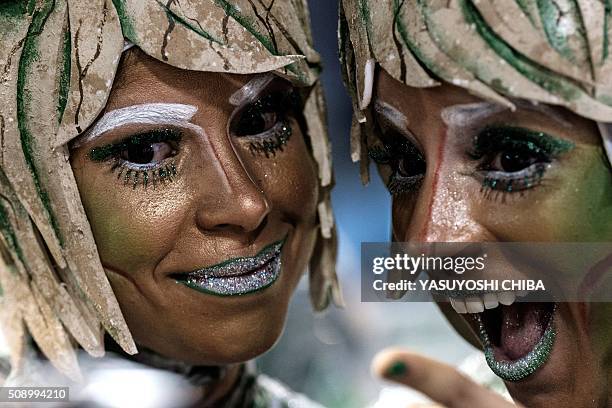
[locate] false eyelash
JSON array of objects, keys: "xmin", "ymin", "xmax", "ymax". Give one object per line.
[
  {"xmin": 479, "ymin": 163, "xmax": 548, "ymax": 193},
  {"xmin": 368, "ymin": 142, "xmax": 426, "ymax": 196},
  {"xmin": 368, "ymin": 145, "xmax": 392, "ymax": 164},
  {"xmin": 387, "ymin": 174, "xmax": 423, "ymax": 195},
  {"xmin": 248, "ymin": 120, "xmax": 293, "ymax": 158},
  {"xmin": 478, "ymin": 182, "xmax": 542, "ymax": 203},
  {"xmin": 89, "ymin": 128, "xmax": 182, "ymax": 162},
  {"xmin": 111, "ymin": 159, "xmax": 178, "ymax": 189}
]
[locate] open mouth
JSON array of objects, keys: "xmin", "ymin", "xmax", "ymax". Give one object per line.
[
  {"xmin": 449, "ymin": 292, "xmax": 556, "ymax": 382},
  {"xmin": 172, "ymin": 239, "xmax": 285, "ymax": 297}
]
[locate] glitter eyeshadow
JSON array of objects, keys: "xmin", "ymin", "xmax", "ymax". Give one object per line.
[
  {"xmin": 476, "ymin": 305, "xmax": 556, "ymax": 382},
  {"xmin": 174, "ymin": 239, "xmax": 285, "ymax": 297},
  {"xmin": 471, "ymin": 126, "xmax": 574, "ymax": 192},
  {"xmin": 471, "ymin": 125, "xmax": 575, "ymax": 160}
]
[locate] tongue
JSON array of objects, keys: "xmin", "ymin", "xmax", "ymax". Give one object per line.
[{"xmin": 499, "ymin": 303, "xmax": 548, "ymax": 361}]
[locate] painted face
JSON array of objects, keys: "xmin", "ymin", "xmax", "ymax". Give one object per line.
[
  {"xmin": 69, "ymin": 49, "xmax": 319, "ymax": 365},
  {"xmin": 370, "ymin": 68, "xmax": 612, "ymax": 407}
]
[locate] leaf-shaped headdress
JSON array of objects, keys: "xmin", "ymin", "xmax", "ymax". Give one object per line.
[
  {"xmin": 339, "ymin": 0, "xmax": 612, "ymax": 181},
  {"xmin": 0, "ymin": 0, "xmax": 342, "ymax": 381}
]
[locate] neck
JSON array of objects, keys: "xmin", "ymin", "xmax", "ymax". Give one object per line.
[{"xmin": 104, "ymin": 338, "xmax": 246, "ymax": 406}]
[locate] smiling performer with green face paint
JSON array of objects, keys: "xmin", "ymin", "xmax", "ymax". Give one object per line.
[
  {"xmin": 340, "ymin": 1, "xmax": 612, "ymax": 407},
  {"xmin": 0, "ymin": 1, "xmax": 341, "ymax": 406}
]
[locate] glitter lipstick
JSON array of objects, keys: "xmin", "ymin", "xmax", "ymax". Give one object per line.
[{"xmin": 173, "ymin": 239, "xmax": 285, "ymax": 296}]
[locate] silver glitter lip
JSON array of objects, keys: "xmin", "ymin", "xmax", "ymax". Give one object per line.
[
  {"xmin": 476, "ymin": 304, "xmax": 557, "ymax": 382},
  {"xmin": 174, "ymin": 240, "xmax": 284, "ymax": 297}
]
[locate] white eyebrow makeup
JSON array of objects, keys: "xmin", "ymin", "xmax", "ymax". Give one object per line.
[
  {"xmin": 73, "ymin": 103, "xmax": 203, "ymax": 147},
  {"xmin": 373, "ymin": 100, "xmax": 423, "ymax": 148},
  {"xmin": 441, "ymin": 102, "xmax": 508, "ymax": 128},
  {"xmin": 374, "ymin": 100, "xmax": 409, "ymax": 132},
  {"xmin": 441, "ymin": 101, "xmax": 573, "ymax": 129}
]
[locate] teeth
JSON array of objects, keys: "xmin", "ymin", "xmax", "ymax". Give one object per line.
[
  {"xmin": 516, "ymin": 290, "xmax": 528, "ymax": 298},
  {"xmin": 498, "ymin": 291, "xmax": 516, "ymax": 306},
  {"xmin": 483, "ymin": 293, "xmax": 499, "ymax": 309},
  {"xmin": 449, "ymin": 290, "xmax": 525, "ymax": 314},
  {"xmin": 450, "ymin": 297, "xmax": 467, "ymax": 314},
  {"xmin": 465, "ymin": 297, "xmax": 484, "ymax": 313}
]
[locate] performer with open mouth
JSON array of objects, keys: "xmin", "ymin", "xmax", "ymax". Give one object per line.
[
  {"xmin": 0, "ymin": 1, "xmax": 342, "ymax": 406},
  {"xmin": 340, "ymin": 1, "xmax": 612, "ymax": 406}
]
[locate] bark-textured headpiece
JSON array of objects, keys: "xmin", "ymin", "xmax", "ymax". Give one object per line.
[
  {"xmin": 339, "ymin": 0, "xmax": 612, "ymax": 181},
  {"xmin": 0, "ymin": 0, "xmax": 342, "ymax": 381}
]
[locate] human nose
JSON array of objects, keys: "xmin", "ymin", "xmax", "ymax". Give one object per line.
[
  {"xmin": 192, "ymin": 128, "xmax": 270, "ymax": 238},
  {"xmin": 195, "ymin": 170, "xmax": 270, "ymax": 235},
  {"xmin": 400, "ymin": 170, "xmax": 491, "ymax": 243}
]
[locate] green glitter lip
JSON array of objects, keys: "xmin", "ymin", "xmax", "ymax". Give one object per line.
[
  {"xmin": 476, "ymin": 304, "xmax": 557, "ymax": 382},
  {"xmin": 173, "ymin": 238, "xmax": 286, "ymax": 297}
]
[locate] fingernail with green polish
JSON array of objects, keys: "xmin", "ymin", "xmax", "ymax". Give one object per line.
[{"xmin": 385, "ymin": 360, "xmax": 408, "ymax": 378}]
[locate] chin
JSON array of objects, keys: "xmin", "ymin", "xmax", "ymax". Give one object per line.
[
  {"xmin": 445, "ymin": 297, "xmax": 608, "ymax": 407},
  {"xmin": 501, "ymin": 303, "xmax": 607, "ymax": 408},
  {"xmin": 125, "ymin": 289, "xmax": 292, "ymax": 367}
]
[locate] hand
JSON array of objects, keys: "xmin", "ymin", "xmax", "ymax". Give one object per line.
[{"xmin": 372, "ymin": 348, "xmax": 521, "ymax": 408}]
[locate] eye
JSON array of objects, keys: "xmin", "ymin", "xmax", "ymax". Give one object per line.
[
  {"xmin": 232, "ymin": 91, "xmax": 285, "ymax": 137},
  {"xmin": 487, "ymin": 147, "xmax": 544, "ymax": 173},
  {"xmin": 369, "ymin": 136, "xmax": 426, "ymax": 196},
  {"xmin": 397, "ymin": 150, "xmax": 427, "ymax": 178},
  {"xmin": 470, "ymin": 126, "xmax": 574, "ymax": 193},
  {"xmin": 88, "ymin": 128, "xmax": 183, "ymax": 189},
  {"xmin": 121, "ymin": 141, "xmax": 175, "ymax": 165}
]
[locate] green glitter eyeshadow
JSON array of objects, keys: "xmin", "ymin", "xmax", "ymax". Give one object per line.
[
  {"xmin": 471, "ymin": 125, "xmax": 575, "ymax": 159},
  {"xmin": 471, "ymin": 125, "xmax": 575, "ymax": 192}
]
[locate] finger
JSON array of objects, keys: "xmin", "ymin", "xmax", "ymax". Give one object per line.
[{"xmin": 372, "ymin": 348, "xmax": 517, "ymax": 408}]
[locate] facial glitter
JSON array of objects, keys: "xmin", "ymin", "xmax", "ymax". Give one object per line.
[
  {"xmin": 476, "ymin": 305, "xmax": 557, "ymax": 382},
  {"xmin": 174, "ymin": 240, "xmax": 285, "ymax": 297}
]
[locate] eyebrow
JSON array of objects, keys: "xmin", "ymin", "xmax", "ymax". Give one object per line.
[
  {"xmin": 374, "ymin": 100, "xmax": 409, "ymax": 132},
  {"xmin": 73, "ymin": 103, "xmax": 201, "ymax": 147},
  {"xmin": 440, "ymin": 102, "xmax": 507, "ymax": 127},
  {"xmin": 228, "ymin": 74, "xmax": 276, "ymax": 107},
  {"xmin": 441, "ymin": 100, "xmax": 572, "ymax": 129},
  {"xmin": 373, "ymin": 100, "xmax": 423, "ymax": 149}
]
